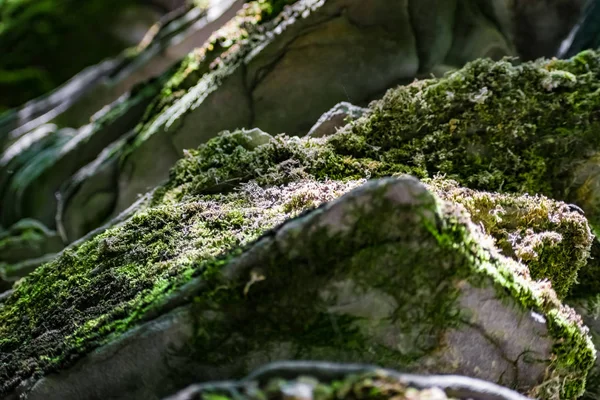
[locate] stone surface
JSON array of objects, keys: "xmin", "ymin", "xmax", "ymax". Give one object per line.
[
  {"xmin": 0, "ymin": 175, "xmax": 594, "ymax": 399},
  {"xmin": 306, "ymin": 102, "xmax": 368, "ymax": 138}
]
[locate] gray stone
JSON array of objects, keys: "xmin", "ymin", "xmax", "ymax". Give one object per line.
[{"xmin": 306, "ymin": 102, "xmax": 368, "ymax": 138}]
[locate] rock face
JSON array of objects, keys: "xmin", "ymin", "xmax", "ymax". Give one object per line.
[
  {"xmin": 0, "ymin": 132, "xmax": 595, "ymax": 399},
  {"xmin": 166, "ymin": 361, "xmax": 531, "ymax": 400}
]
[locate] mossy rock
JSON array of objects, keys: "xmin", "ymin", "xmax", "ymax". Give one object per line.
[
  {"xmin": 426, "ymin": 177, "xmax": 593, "ymax": 298},
  {"xmin": 57, "ymin": 0, "xmax": 531, "ymax": 241},
  {"xmin": 166, "ymin": 361, "xmax": 530, "ymax": 400},
  {"xmin": 0, "ymin": 77, "xmax": 165, "ymax": 230},
  {"xmin": 0, "ymin": 173, "xmax": 594, "ymax": 399}
]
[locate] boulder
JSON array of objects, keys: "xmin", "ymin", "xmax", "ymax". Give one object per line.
[
  {"xmin": 0, "ymin": 152, "xmax": 594, "ymax": 398},
  {"xmin": 58, "ymin": 0, "xmax": 530, "ymax": 241},
  {"xmin": 306, "ymin": 102, "xmax": 369, "ymax": 139}
]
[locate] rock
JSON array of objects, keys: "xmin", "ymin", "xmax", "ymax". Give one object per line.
[
  {"xmin": 165, "ymin": 361, "xmax": 531, "ymax": 400},
  {"xmin": 0, "ymin": 164, "xmax": 594, "ymax": 399},
  {"xmin": 306, "ymin": 102, "xmax": 368, "ymax": 138},
  {"xmin": 1, "ymin": 0, "xmax": 586, "ymax": 245},
  {"xmin": 58, "ymin": 0, "xmax": 530, "ymax": 241}
]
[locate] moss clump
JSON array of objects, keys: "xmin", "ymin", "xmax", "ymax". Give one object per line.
[
  {"xmin": 157, "ymin": 127, "xmax": 593, "ymax": 299},
  {"xmin": 341, "ymin": 50, "xmax": 600, "ymax": 222},
  {"xmin": 0, "ymin": 178, "xmax": 362, "ymax": 395},
  {"xmin": 425, "ymin": 177, "xmax": 593, "ymax": 298},
  {"xmin": 161, "ymin": 50, "xmax": 600, "ymax": 296}
]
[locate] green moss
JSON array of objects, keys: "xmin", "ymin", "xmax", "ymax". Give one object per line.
[
  {"xmin": 425, "ymin": 177, "xmax": 593, "ymax": 298},
  {"xmin": 186, "ymin": 178, "xmax": 594, "ymax": 399},
  {"xmin": 130, "ymin": 0, "xmax": 303, "ymax": 153},
  {"xmin": 0, "ymin": 178, "xmax": 362, "ymax": 394},
  {"xmin": 159, "ymin": 50, "xmax": 600, "ymax": 296},
  {"xmin": 2, "ymin": 48, "xmax": 600, "ymax": 397}
]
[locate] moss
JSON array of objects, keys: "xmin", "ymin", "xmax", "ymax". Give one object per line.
[
  {"xmin": 2, "ymin": 48, "xmax": 600, "ymax": 396},
  {"xmin": 185, "ymin": 178, "xmax": 594, "ymax": 399},
  {"xmin": 0, "ymin": 178, "xmax": 362, "ymax": 394},
  {"xmin": 155, "ymin": 126, "xmax": 593, "ymax": 300},
  {"xmin": 157, "ymin": 50, "xmax": 600, "ymax": 296},
  {"xmin": 425, "ymin": 177, "xmax": 593, "ymax": 298},
  {"xmin": 0, "ymin": 171, "xmax": 594, "ymax": 397},
  {"xmin": 128, "ymin": 0, "xmax": 304, "ymax": 156}
]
